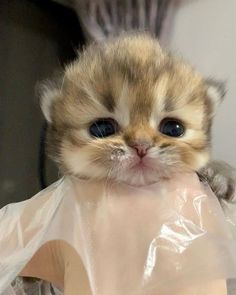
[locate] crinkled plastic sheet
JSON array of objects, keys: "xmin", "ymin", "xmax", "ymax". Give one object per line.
[{"xmin": 1, "ymin": 173, "xmax": 236, "ymax": 295}]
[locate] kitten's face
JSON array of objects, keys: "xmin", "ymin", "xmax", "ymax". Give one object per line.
[{"xmin": 42, "ymin": 35, "xmax": 224, "ymax": 186}]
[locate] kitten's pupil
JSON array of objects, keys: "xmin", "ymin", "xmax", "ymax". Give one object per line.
[
  {"xmin": 160, "ymin": 119, "xmax": 185, "ymax": 137},
  {"xmin": 89, "ymin": 118, "xmax": 118, "ymax": 138}
]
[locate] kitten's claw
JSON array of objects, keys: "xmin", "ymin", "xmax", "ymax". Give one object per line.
[{"xmin": 199, "ymin": 160, "xmax": 236, "ymax": 202}]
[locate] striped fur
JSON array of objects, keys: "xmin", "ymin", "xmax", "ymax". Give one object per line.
[{"xmin": 41, "ymin": 33, "xmax": 224, "ymax": 185}]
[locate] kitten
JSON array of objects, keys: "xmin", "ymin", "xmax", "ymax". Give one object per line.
[{"xmin": 40, "ymin": 33, "xmax": 235, "ymax": 200}]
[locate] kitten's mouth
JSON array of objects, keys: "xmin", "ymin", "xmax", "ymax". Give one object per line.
[
  {"xmin": 108, "ymin": 153, "xmax": 175, "ymax": 186},
  {"xmin": 130, "ymin": 160, "xmax": 154, "ymax": 172},
  {"xmin": 130, "ymin": 157, "xmax": 155, "ymax": 171},
  {"xmin": 124, "ymin": 158, "xmax": 160, "ymax": 186}
]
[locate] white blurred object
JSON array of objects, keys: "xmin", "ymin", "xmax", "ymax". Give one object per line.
[
  {"xmin": 75, "ymin": 0, "xmax": 171, "ymax": 41},
  {"xmin": 53, "ymin": 0, "xmax": 173, "ymax": 41}
]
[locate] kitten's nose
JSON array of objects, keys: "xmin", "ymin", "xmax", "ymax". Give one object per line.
[{"xmin": 132, "ymin": 143, "xmax": 151, "ymax": 158}]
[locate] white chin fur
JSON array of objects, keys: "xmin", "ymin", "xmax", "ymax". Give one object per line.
[{"xmin": 113, "ymin": 168, "xmax": 170, "ymax": 186}]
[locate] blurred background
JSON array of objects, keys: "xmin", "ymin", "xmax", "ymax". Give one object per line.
[{"xmin": 0, "ymin": 0, "xmax": 235, "ymax": 207}]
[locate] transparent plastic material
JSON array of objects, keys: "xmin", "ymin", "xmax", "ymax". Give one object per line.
[{"xmin": 1, "ymin": 173, "xmax": 236, "ymax": 295}]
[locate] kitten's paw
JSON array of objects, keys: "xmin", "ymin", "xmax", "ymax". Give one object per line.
[{"xmin": 199, "ymin": 160, "xmax": 236, "ymax": 202}]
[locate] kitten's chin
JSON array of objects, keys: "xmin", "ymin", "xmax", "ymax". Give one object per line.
[
  {"xmin": 121, "ymin": 178, "xmax": 161, "ymax": 187},
  {"xmin": 114, "ymin": 169, "xmax": 171, "ymax": 187},
  {"xmin": 112, "ymin": 163, "xmax": 191, "ymax": 187},
  {"xmin": 74, "ymin": 169, "xmax": 167, "ymax": 186}
]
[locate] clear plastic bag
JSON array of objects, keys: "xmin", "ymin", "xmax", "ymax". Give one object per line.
[{"xmin": 0, "ymin": 173, "xmax": 236, "ymax": 295}]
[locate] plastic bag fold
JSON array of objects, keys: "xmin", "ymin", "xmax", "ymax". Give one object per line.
[{"xmin": 0, "ymin": 173, "xmax": 236, "ymax": 294}]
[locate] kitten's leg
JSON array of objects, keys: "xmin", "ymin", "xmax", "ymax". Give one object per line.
[{"xmin": 199, "ymin": 160, "xmax": 236, "ymax": 202}]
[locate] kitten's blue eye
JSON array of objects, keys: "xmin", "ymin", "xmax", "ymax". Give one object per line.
[
  {"xmin": 89, "ymin": 118, "xmax": 118, "ymax": 138},
  {"xmin": 159, "ymin": 119, "xmax": 185, "ymax": 137}
]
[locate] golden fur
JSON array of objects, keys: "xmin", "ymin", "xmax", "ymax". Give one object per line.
[{"xmin": 41, "ymin": 34, "xmax": 225, "ymax": 186}]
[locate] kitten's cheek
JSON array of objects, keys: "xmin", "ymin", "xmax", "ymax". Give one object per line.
[
  {"xmin": 60, "ymin": 144, "xmax": 102, "ymax": 177},
  {"xmin": 180, "ymin": 149, "xmax": 210, "ymax": 171}
]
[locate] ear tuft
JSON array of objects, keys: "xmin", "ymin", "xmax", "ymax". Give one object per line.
[
  {"xmin": 37, "ymin": 80, "xmax": 61, "ymax": 123},
  {"xmin": 205, "ymin": 78, "xmax": 226, "ymax": 114}
]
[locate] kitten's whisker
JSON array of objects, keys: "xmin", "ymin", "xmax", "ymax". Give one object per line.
[
  {"xmin": 88, "ymin": 141, "xmax": 117, "ymax": 151},
  {"xmin": 89, "ymin": 156, "xmax": 104, "ymax": 163},
  {"xmin": 94, "ymin": 122, "xmax": 104, "ymax": 139},
  {"xmin": 104, "ymin": 164, "xmax": 116, "ymax": 192},
  {"xmin": 115, "ymin": 161, "xmax": 126, "ymax": 184},
  {"xmin": 148, "ymin": 146, "xmax": 177, "ymax": 155},
  {"xmin": 88, "ymin": 143, "xmax": 105, "ymax": 150}
]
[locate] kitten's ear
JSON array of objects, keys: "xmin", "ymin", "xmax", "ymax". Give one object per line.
[
  {"xmin": 37, "ymin": 80, "xmax": 61, "ymax": 123},
  {"xmin": 205, "ymin": 78, "xmax": 226, "ymax": 115}
]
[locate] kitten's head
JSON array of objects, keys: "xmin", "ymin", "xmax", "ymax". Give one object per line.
[{"xmin": 41, "ymin": 34, "xmax": 225, "ymax": 186}]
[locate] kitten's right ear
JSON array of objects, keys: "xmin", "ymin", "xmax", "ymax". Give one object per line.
[
  {"xmin": 205, "ymin": 78, "xmax": 226, "ymax": 115},
  {"xmin": 37, "ymin": 81, "xmax": 61, "ymax": 123}
]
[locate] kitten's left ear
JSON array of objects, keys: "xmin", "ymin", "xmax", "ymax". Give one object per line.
[{"xmin": 205, "ymin": 78, "xmax": 226, "ymax": 115}]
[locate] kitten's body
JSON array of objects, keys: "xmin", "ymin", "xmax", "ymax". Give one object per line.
[{"xmin": 41, "ymin": 34, "xmax": 235, "ymax": 199}]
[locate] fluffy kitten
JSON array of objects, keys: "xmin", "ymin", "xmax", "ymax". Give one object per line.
[{"xmin": 41, "ymin": 33, "xmax": 235, "ymax": 200}]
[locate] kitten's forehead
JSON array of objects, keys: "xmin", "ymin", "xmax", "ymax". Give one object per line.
[
  {"xmin": 62, "ymin": 34, "xmax": 206, "ymax": 128},
  {"xmin": 111, "ymin": 67, "xmax": 205, "ymax": 127}
]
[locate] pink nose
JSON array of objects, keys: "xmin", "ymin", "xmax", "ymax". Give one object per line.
[{"xmin": 132, "ymin": 143, "xmax": 150, "ymax": 158}]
